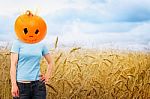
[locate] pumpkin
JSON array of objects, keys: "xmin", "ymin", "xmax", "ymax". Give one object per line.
[{"xmin": 14, "ymin": 10, "xmax": 47, "ymax": 44}]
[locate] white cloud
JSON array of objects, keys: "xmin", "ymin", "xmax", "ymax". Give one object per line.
[
  {"xmin": 0, "ymin": 0, "xmax": 150, "ymax": 50},
  {"xmin": 0, "ymin": 0, "xmax": 68, "ymax": 16},
  {"xmin": 47, "ymin": 19, "xmax": 150, "ymax": 47},
  {"xmin": 0, "ymin": 0, "xmax": 97, "ymax": 16}
]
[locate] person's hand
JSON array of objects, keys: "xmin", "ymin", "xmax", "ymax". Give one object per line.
[
  {"xmin": 11, "ymin": 84, "xmax": 19, "ymax": 98},
  {"xmin": 39, "ymin": 74, "xmax": 49, "ymax": 84}
]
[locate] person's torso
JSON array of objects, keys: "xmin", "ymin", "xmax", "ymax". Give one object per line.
[{"xmin": 16, "ymin": 41, "xmax": 44, "ymax": 81}]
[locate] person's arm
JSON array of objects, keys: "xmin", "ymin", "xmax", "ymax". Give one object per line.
[
  {"xmin": 10, "ymin": 53, "xmax": 19, "ymax": 97},
  {"xmin": 40, "ymin": 53, "xmax": 53, "ymax": 83}
]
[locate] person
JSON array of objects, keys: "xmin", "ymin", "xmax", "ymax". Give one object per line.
[
  {"xmin": 10, "ymin": 10, "xmax": 53, "ymax": 99},
  {"xmin": 10, "ymin": 39, "xmax": 53, "ymax": 99}
]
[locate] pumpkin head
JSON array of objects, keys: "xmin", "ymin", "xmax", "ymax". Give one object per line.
[{"xmin": 14, "ymin": 10, "xmax": 47, "ymax": 44}]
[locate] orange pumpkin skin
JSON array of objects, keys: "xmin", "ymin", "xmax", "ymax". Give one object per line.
[{"xmin": 14, "ymin": 10, "xmax": 47, "ymax": 44}]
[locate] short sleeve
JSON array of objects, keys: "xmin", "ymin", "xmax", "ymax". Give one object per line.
[
  {"xmin": 42, "ymin": 44, "xmax": 49, "ymax": 56},
  {"xmin": 11, "ymin": 40, "xmax": 20, "ymax": 53}
]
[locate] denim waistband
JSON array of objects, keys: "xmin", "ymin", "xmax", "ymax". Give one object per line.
[{"xmin": 17, "ymin": 80, "xmax": 40, "ymax": 84}]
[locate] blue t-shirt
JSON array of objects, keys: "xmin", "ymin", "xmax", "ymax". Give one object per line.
[{"xmin": 11, "ymin": 39, "xmax": 49, "ymax": 81}]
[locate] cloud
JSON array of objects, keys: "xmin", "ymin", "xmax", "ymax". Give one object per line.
[
  {"xmin": 129, "ymin": 22, "xmax": 150, "ymax": 43},
  {"xmin": 0, "ymin": 0, "xmax": 68, "ymax": 16},
  {"xmin": 0, "ymin": 0, "xmax": 149, "ymax": 50},
  {"xmin": 46, "ymin": 19, "xmax": 149, "ymax": 46},
  {"xmin": 0, "ymin": 16, "xmax": 13, "ymax": 34},
  {"xmin": 103, "ymin": 0, "xmax": 150, "ymax": 22},
  {"xmin": 1, "ymin": 0, "xmax": 150, "ymax": 23},
  {"xmin": 68, "ymin": 21, "xmax": 140, "ymax": 33}
]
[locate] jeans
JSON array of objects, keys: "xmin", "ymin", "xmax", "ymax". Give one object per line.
[{"xmin": 13, "ymin": 80, "xmax": 46, "ymax": 99}]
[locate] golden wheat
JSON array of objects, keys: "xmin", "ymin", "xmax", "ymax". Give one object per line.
[{"xmin": 0, "ymin": 48, "xmax": 150, "ymax": 99}]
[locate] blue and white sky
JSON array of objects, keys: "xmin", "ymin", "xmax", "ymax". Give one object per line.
[{"xmin": 0, "ymin": 0, "xmax": 150, "ymax": 48}]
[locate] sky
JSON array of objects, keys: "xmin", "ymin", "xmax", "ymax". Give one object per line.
[{"xmin": 0, "ymin": 0, "xmax": 150, "ymax": 49}]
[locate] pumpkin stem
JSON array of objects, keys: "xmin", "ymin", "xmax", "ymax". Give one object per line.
[{"xmin": 26, "ymin": 10, "xmax": 33, "ymax": 16}]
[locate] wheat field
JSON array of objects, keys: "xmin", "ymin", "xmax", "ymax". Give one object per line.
[{"xmin": 0, "ymin": 47, "xmax": 150, "ymax": 99}]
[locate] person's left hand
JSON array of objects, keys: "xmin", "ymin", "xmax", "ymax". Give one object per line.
[{"xmin": 39, "ymin": 74, "xmax": 49, "ymax": 84}]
